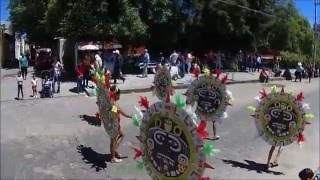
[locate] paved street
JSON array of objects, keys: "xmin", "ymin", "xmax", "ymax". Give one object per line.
[{"xmin": 1, "ymin": 77, "xmax": 319, "ymax": 179}]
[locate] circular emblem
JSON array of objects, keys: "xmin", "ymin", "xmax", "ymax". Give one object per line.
[
  {"xmin": 96, "ymin": 81, "xmax": 119, "ymax": 139},
  {"xmin": 140, "ymin": 102, "xmax": 205, "ymax": 179},
  {"xmin": 154, "ymin": 66, "xmax": 172, "ymax": 102},
  {"xmin": 254, "ymin": 91, "xmax": 306, "ymax": 146},
  {"xmin": 186, "ymin": 75, "xmax": 230, "ymax": 121}
]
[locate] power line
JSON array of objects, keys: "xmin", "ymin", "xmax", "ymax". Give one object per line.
[{"xmin": 215, "ymin": 0, "xmax": 286, "ymax": 21}]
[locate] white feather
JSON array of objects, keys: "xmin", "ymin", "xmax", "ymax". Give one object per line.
[
  {"xmin": 222, "ymin": 112, "xmax": 228, "ymax": 119},
  {"xmin": 254, "ymin": 96, "xmax": 261, "ymax": 102},
  {"xmin": 302, "ymin": 103, "xmax": 310, "ymax": 110},
  {"xmin": 134, "ymin": 105, "xmax": 144, "ymax": 119},
  {"xmin": 183, "ymin": 74, "xmax": 193, "ymax": 84}
]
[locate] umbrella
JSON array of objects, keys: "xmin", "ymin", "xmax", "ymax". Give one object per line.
[{"xmin": 78, "ymin": 44, "xmax": 99, "ymax": 51}]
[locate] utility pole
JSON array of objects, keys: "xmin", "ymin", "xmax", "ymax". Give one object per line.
[{"xmin": 314, "ymin": 0, "xmax": 319, "ymax": 66}]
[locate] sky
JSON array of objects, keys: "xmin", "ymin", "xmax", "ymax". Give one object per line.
[{"xmin": 0, "ymin": 0, "xmax": 315, "ymax": 25}]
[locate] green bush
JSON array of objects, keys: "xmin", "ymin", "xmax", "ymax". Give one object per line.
[{"xmin": 280, "ymin": 51, "xmax": 311, "ymax": 67}]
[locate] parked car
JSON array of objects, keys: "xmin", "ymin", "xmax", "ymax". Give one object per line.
[{"xmin": 34, "ymin": 48, "xmax": 53, "ymax": 70}]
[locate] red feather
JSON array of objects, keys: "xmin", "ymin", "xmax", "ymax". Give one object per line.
[
  {"xmin": 139, "ymin": 96, "xmax": 149, "ymax": 109},
  {"xmin": 95, "ymin": 112, "xmax": 101, "ymax": 121},
  {"xmin": 104, "ymin": 72, "xmax": 111, "ymax": 79},
  {"xmin": 92, "ymin": 77, "xmax": 97, "ymax": 84},
  {"xmin": 215, "ymin": 69, "xmax": 221, "ymax": 78},
  {"xmin": 297, "ymin": 92, "xmax": 304, "ymax": 102},
  {"xmin": 221, "ymin": 75, "xmax": 228, "ymax": 84},
  {"xmin": 280, "ymin": 87, "xmax": 285, "ymax": 94},
  {"xmin": 197, "ymin": 121, "xmax": 208, "ymax": 139},
  {"xmin": 259, "ymin": 89, "xmax": 267, "ymax": 98},
  {"xmin": 199, "ymin": 177, "xmax": 210, "ymax": 180},
  {"xmin": 298, "ymin": 133, "xmax": 306, "ymax": 143},
  {"xmin": 130, "ymin": 147, "xmax": 142, "ymax": 160},
  {"xmin": 105, "ymin": 80, "xmax": 111, "ymax": 88},
  {"xmin": 192, "ymin": 67, "xmax": 201, "ymax": 78},
  {"xmin": 170, "ymin": 88, "xmax": 175, "ymax": 96},
  {"xmin": 109, "ymin": 91, "xmax": 116, "ymax": 101}
]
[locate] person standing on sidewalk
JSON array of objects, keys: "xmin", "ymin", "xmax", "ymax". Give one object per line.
[
  {"xmin": 52, "ymin": 59, "xmax": 63, "ymax": 93},
  {"xmin": 19, "ymin": 53, "xmax": 28, "ymax": 79},
  {"xmin": 295, "ymin": 62, "xmax": 304, "ymax": 82},
  {"xmin": 112, "ymin": 50, "xmax": 125, "ymax": 84},
  {"xmin": 76, "ymin": 62, "xmax": 85, "ymax": 94},
  {"xmin": 186, "ymin": 52, "xmax": 193, "ymax": 73},
  {"xmin": 142, "ymin": 49, "xmax": 150, "ymax": 78},
  {"xmin": 16, "ymin": 71, "xmax": 24, "ymax": 100},
  {"xmin": 215, "ymin": 51, "xmax": 222, "ymax": 70}
]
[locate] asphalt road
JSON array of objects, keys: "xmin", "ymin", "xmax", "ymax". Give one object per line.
[{"xmin": 1, "ymin": 79, "xmax": 319, "ymax": 179}]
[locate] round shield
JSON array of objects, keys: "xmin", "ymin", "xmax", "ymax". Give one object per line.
[
  {"xmin": 154, "ymin": 66, "xmax": 172, "ymax": 102},
  {"xmin": 140, "ymin": 102, "xmax": 205, "ymax": 179},
  {"xmin": 186, "ymin": 75, "xmax": 229, "ymax": 121},
  {"xmin": 96, "ymin": 81, "xmax": 119, "ymax": 139},
  {"xmin": 254, "ymin": 92, "xmax": 306, "ymax": 146}
]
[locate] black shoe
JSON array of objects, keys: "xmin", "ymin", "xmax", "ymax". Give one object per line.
[{"xmin": 122, "ymin": 78, "xmax": 126, "ymax": 83}]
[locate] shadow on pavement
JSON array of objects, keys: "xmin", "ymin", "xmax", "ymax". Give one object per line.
[
  {"xmin": 69, "ymin": 87, "xmax": 79, "ymax": 94},
  {"xmin": 77, "ymin": 145, "xmax": 111, "ymax": 172},
  {"xmin": 222, "ymin": 159, "xmax": 285, "ymax": 176},
  {"xmin": 79, "ymin": 114, "xmax": 101, "ymax": 127}
]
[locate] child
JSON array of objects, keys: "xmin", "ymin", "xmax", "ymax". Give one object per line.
[
  {"xmin": 299, "ymin": 168, "xmax": 320, "ymax": 180},
  {"xmin": 31, "ymin": 74, "xmax": 38, "ymax": 97},
  {"xmin": 16, "ymin": 71, "xmax": 24, "ymax": 100},
  {"xmin": 109, "ymin": 85, "xmax": 132, "ymax": 163}
]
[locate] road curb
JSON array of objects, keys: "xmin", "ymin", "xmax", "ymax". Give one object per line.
[{"xmin": 120, "ymin": 77, "xmax": 286, "ymax": 94}]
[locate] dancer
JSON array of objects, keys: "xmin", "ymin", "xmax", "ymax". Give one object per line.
[
  {"xmin": 266, "ymin": 146, "xmax": 283, "ymax": 168},
  {"xmin": 248, "ymin": 87, "xmax": 315, "ymax": 169},
  {"xmin": 31, "ymin": 74, "xmax": 38, "ymax": 97},
  {"xmin": 109, "ymin": 85, "xmax": 132, "ymax": 163},
  {"xmin": 299, "ymin": 168, "xmax": 320, "ymax": 180}
]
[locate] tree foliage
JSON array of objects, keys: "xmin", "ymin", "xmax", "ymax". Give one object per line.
[{"xmin": 9, "ymin": 0, "xmax": 316, "ymax": 62}]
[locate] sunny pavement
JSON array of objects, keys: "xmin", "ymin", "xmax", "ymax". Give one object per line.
[{"xmin": 1, "ymin": 77, "xmax": 319, "ymax": 179}]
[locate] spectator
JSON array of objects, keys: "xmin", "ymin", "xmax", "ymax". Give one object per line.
[
  {"xmin": 298, "ymin": 168, "xmax": 320, "ymax": 180},
  {"xmin": 186, "ymin": 52, "xmax": 193, "ymax": 73},
  {"xmin": 169, "ymin": 51, "xmax": 179, "ymax": 65},
  {"xmin": 254, "ymin": 54, "xmax": 262, "ymax": 72},
  {"xmin": 282, "ymin": 68, "xmax": 292, "ymax": 80},
  {"xmin": 95, "ymin": 51, "xmax": 103, "ymax": 68},
  {"xmin": 52, "ymin": 58, "xmax": 63, "ymax": 93},
  {"xmin": 142, "ymin": 49, "xmax": 150, "ymax": 78},
  {"xmin": 259, "ymin": 67, "xmax": 269, "ymax": 83},
  {"xmin": 76, "ymin": 62, "xmax": 85, "ymax": 94},
  {"xmin": 16, "ymin": 71, "xmax": 24, "ymax": 100},
  {"xmin": 112, "ymin": 50, "xmax": 125, "ymax": 84},
  {"xmin": 295, "ymin": 62, "xmax": 304, "ymax": 82},
  {"xmin": 158, "ymin": 52, "xmax": 165, "ymax": 65},
  {"xmin": 19, "ymin": 53, "xmax": 28, "ymax": 79},
  {"xmin": 215, "ymin": 51, "xmax": 222, "ymax": 70}
]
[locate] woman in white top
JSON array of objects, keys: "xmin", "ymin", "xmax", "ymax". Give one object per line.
[
  {"xmin": 31, "ymin": 74, "xmax": 38, "ymax": 97},
  {"xmin": 16, "ymin": 71, "xmax": 24, "ymax": 100},
  {"xmin": 52, "ymin": 59, "xmax": 63, "ymax": 93}
]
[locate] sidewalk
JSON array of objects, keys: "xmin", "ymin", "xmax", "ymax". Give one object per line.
[
  {"xmin": 84, "ymin": 71, "xmax": 285, "ymax": 95},
  {"xmin": 0, "ymin": 69, "xmax": 285, "ymax": 102}
]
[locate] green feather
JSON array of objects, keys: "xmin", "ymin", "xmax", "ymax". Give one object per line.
[
  {"xmin": 289, "ymin": 89, "xmax": 295, "ymax": 96},
  {"xmin": 175, "ymin": 94, "xmax": 185, "ymax": 108},
  {"xmin": 136, "ymin": 161, "xmax": 144, "ymax": 170},
  {"xmin": 271, "ymin": 86, "xmax": 278, "ymax": 93},
  {"xmin": 202, "ymin": 143, "xmax": 214, "ymax": 156},
  {"xmin": 247, "ymin": 105, "xmax": 256, "ymax": 111},
  {"xmin": 132, "ymin": 114, "xmax": 141, "ymax": 127},
  {"xmin": 305, "ymin": 113, "xmax": 315, "ymax": 120}
]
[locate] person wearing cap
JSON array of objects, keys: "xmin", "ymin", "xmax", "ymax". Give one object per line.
[
  {"xmin": 295, "ymin": 62, "xmax": 304, "ymax": 82},
  {"xmin": 112, "ymin": 50, "xmax": 125, "ymax": 84},
  {"xmin": 142, "ymin": 49, "xmax": 150, "ymax": 78},
  {"xmin": 299, "ymin": 168, "xmax": 320, "ymax": 180}
]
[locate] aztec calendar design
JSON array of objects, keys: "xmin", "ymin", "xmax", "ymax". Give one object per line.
[
  {"xmin": 153, "ymin": 65, "xmax": 173, "ymax": 102},
  {"xmin": 186, "ymin": 73, "xmax": 232, "ymax": 121},
  {"xmin": 96, "ymin": 81, "xmax": 119, "ymax": 139},
  {"xmin": 140, "ymin": 102, "xmax": 206, "ymax": 179},
  {"xmin": 251, "ymin": 87, "xmax": 311, "ymax": 147}
]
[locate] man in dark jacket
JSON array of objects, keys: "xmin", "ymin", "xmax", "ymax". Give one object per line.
[{"xmin": 112, "ymin": 50, "xmax": 125, "ymax": 84}]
